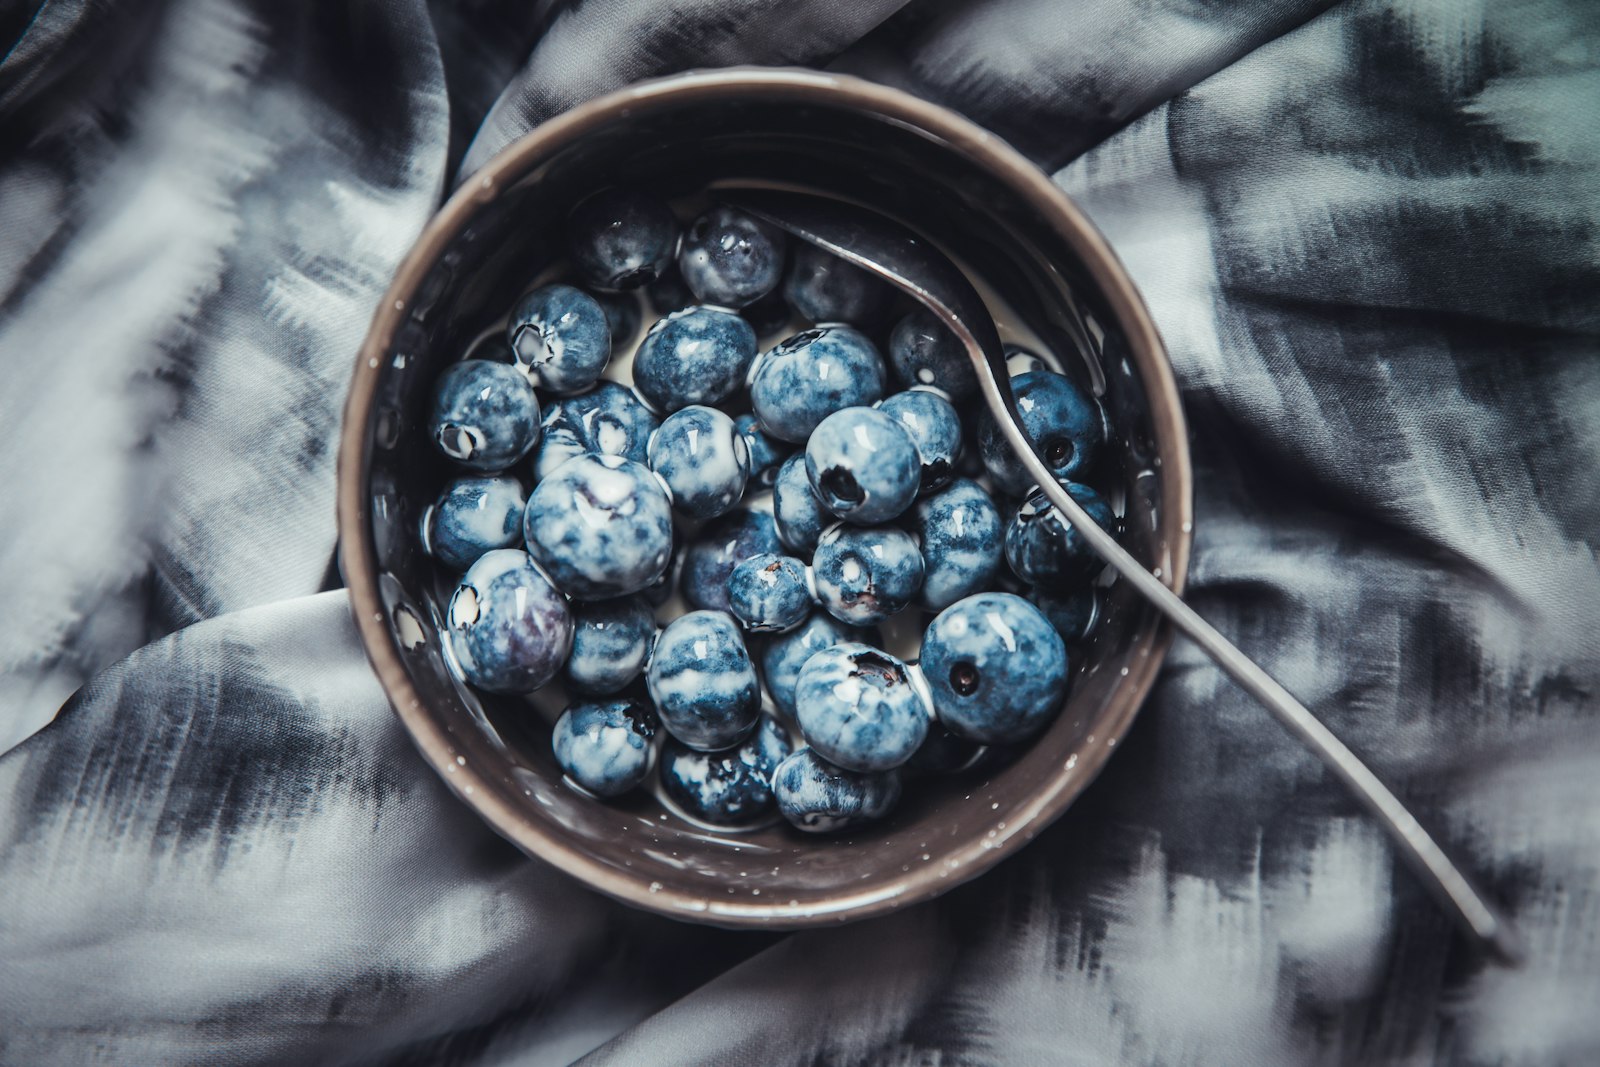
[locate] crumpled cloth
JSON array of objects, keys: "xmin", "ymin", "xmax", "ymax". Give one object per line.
[{"xmin": 2, "ymin": 1, "xmax": 1599, "ymax": 1063}]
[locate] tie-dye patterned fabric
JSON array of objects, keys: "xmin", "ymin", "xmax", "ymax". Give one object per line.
[{"xmin": 2, "ymin": 1, "xmax": 1597, "ymax": 1063}]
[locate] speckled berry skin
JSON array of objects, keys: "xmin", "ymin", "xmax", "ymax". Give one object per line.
[
  {"xmin": 919, "ymin": 592, "xmax": 1069, "ymax": 744},
  {"xmin": 728, "ymin": 553, "xmax": 811, "ymax": 633},
  {"xmin": 678, "ymin": 205, "xmax": 786, "ymax": 308},
  {"xmin": 567, "ymin": 187, "xmax": 679, "ymax": 291},
  {"xmin": 446, "ymin": 549, "xmax": 573, "ymax": 694},
  {"xmin": 735, "ymin": 412, "xmax": 789, "ymax": 488},
  {"xmin": 633, "ymin": 306, "xmax": 758, "ymax": 413},
  {"xmin": 506, "ymin": 284, "xmax": 611, "ymax": 394},
  {"xmin": 425, "ymin": 475, "xmax": 527, "ymax": 572},
  {"xmin": 1003, "ymin": 480, "xmax": 1119, "ymax": 589},
  {"xmin": 782, "ymin": 242, "xmax": 889, "ymax": 325},
  {"xmin": 760, "ymin": 612, "xmax": 870, "ymax": 718},
  {"xmin": 552, "ymin": 697, "xmax": 657, "ymax": 797},
  {"xmin": 428, "ymin": 359, "xmax": 540, "ymax": 471},
  {"xmin": 1028, "ymin": 586, "xmax": 1101, "ymax": 645},
  {"xmin": 647, "ymin": 405, "xmax": 749, "ymax": 520},
  {"xmin": 909, "ymin": 478, "xmax": 1003, "ymax": 612},
  {"xmin": 812, "ymin": 524, "xmax": 924, "ymax": 625},
  {"xmin": 749, "ymin": 326, "xmax": 887, "ymax": 444},
  {"xmin": 564, "ymin": 595, "xmax": 657, "ymax": 695},
  {"xmin": 680, "ymin": 508, "xmax": 781, "ymax": 612},
  {"xmin": 772, "ymin": 748, "xmax": 902, "ymax": 833},
  {"xmin": 907, "ymin": 722, "xmax": 984, "ymax": 775},
  {"xmin": 978, "ymin": 369, "xmax": 1107, "ymax": 495},
  {"xmin": 772, "ymin": 454, "xmax": 828, "ymax": 557},
  {"xmin": 533, "ymin": 381, "xmax": 659, "ymax": 481},
  {"xmin": 523, "ymin": 454, "xmax": 673, "ymax": 599},
  {"xmin": 888, "ymin": 306, "xmax": 978, "ymax": 396},
  {"xmin": 647, "ymin": 610, "xmax": 761, "ymax": 751},
  {"xmin": 660, "ymin": 715, "xmax": 792, "ymax": 826},
  {"xmin": 877, "ymin": 388, "xmax": 962, "ymax": 497},
  {"xmin": 794, "ymin": 644, "xmax": 929, "ymax": 772},
  {"xmin": 804, "ymin": 407, "xmax": 921, "ymax": 525}
]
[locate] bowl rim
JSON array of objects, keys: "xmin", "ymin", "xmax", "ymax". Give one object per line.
[{"xmin": 337, "ymin": 66, "xmax": 1193, "ymax": 927}]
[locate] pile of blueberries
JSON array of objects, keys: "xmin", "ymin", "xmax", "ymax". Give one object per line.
[{"xmin": 423, "ymin": 187, "xmax": 1117, "ymax": 834}]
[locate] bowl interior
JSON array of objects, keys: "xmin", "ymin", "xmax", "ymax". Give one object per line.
[{"xmin": 341, "ymin": 71, "xmax": 1190, "ymax": 926}]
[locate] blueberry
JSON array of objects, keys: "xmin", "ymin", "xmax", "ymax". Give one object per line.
[
  {"xmin": 678, "ymin": 205, "xmax": 786, "ymax": 308},
  {"xmin": 735, "ymin": 412, "xmax": 790, "ymax": 488},
  {"xmin": 564, "ymin": 595, "xmax": 657, "ymax": 695},
  {"xmin": 772, "ymin": 748, "xmax": 902, "ymax": 833},
  {"xmin": 728, "ymin": 553, "xmax": 811, "ymax": 633},
  {"xmin": 567, "ymin": 187, "xmax": 679, "ymax": 291},
  {"xmin": 741, "ymin": 288, "xmax": 794, "ymax": 338},
  {"xmin": 782, "ymin": 242, "xmax": 890, "ymax": 325},
  {"xmin": 888, "ymin": 307, "xmax": 978, "ymax": 396},
  {"xmin": 506, "ymin": 284, "xmax": 611, "ymax": 394},
  {"xmin": 812, "ymin": 524, "xmax": 924, "ymax": 625},
  {"xmin": 1004, "ymin": 480, "xmax": 1119, "ymax": 589},
  {"xmin": 446, "ymin": 549, "xmax": 573, "ymax": 693},
  {"xmin": 907, "ymin": 722, "xmax": 984, "ymax": 775},
  {"xmin": 533, "ymin": 381, "xmax": 659, "ymax": 481},
  {"xmin": 634, "ymin": 306, "xmax": 758, "ymax": 413},
  {"xmin": 660, "ymin": 715, "xmax": 793, "ymax": 826},
  {"xmin": 523, "ymin": 454, "xmax": 673, "ymax": 599},
  {"xmin": 919, "ymin": 592, "xmax": 1068, "ymax": 744},
  {"xmin": 425, "ymin": 474, "xmax": 527, "ymax": 572},
  {"xmin": 596, "ymin": 292, "xmax": 643, "ymax": 347},
  {"xmin": 772, "ymin": 453, "xmax": 829, "ymax": 557},
  {"xmin": 553, "ymin": 697, "xmax": 657, "ymax": 797},
  {"xmin": 749, "ymin": 326, "xmax": 887, "ymax": 444},
  {"xmin": 646, "ymin": 265, "xmax": 693, "ymax": 314},
  {"xmin": 760, "ymin": 612, "xmax": 870, "ymax": 718},
  {"xmin": 1028, "ymin": 586, "xmax": 1102, "ymax": 645},
  {"xmin": 1004, "ymin": 342, "xmax": 1047, "ymax": 378},
  {"xmin": 647, "ymin": 405, "xmax": 749, "ymax": 520},
  {"xmin": 908, "ymin": 478, "xmax": 1003, "ymax": 612},
  {"xmin": 804, "ymin": 407, "xmax": 921, "ymax": 525},
  {"xmin": 978, "ymin": 369, "xmax": 1107, "ymax": 495},
  {"xmin": 876, "ymin": 388, "xmax": 963, "ymax": 497},
  {"xmin": 428, "ymin": 359, "xmax": 540, "ymax": 471},
  {"xmin": 680, "ymin": 508, "xmax": 781, "ymax": 612},
  {"xmin": 793, "ymin": 644, "xmax": 928, "ymax": 772},
  {"xmin": 647, "ymin": 610, "xmax": 761, "ymax": 751}
]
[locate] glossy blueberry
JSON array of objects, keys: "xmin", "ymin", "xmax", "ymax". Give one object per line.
[
  {"xmin": 728, "ymin": 553, "xmax": 811, "ymax": 633},
  {"xmin": 1004, "ymin": 480, "xmax": 1119, "ymax": 589},
  {"xmin": 908, "ymin": 478, "xmax": 1003, "ymax": 612},
  {"xmin": 425, "ymin": 474, "xmax": 527, "ymax": 572},
  {"xmin": 772, "ymin": 453, "xmax": 828, "ymax": 556},
  {"xmin": 978, "ymin": 369, "xmax": 1107, "ymax": 495},
  {"xmin": 760, "ymin": 612, "xmax": 870, "ymax": 718},
  {"xmin": 596, "ymin": 292, "xmax": 643, "ymax": 347},
  {"xmin": 678, "ymin": 205, "xmax": 786, "ymax": 308},
  {"xmin": 920, "ymin": 592, "xmax": 1068, "ymax": 744},
  {"xmin": 680, "ymin": 508, "xmax": 781, "ymax": 612},
  {"xmin": 1028, "ymin": 586, "xmax": 1102, "ymax": 645},
  {"xmin": 647, "ymin": 405, "xmax": 749, "ymax": 520},
  {"xmin": 533, "ymin": 381, "xmax": 659, "ymax": 481},
  {"xmin": 907, "ymin": 722, "xmax": 984, "ymax": 776},
  {"xmin": 567, "ymin": 187, "xmax": 679, "ymax": 291},
  {"xmin": 749, "ymin": 326, "xmax": 887, "ymax": 444},
  {"xmin": 772, "ymin": 748, "xmax": 902, "ymax": 834},
  {"xmin": 506, "ymin": 284, "xmax": 611, "ymax": 394},
  {"xmin": 782, "ymin": 242, "xmax": 890, "ymax": 325},
  {"xmin": 735, "ymin": 412, "xmax": 789, "ymax": 488},
  {"xmin": 647, "ymin": 610, "xmax": 761, "ymax": 751},
  {"xmin": 1004, "ymin": 341, "xmax": 1047, "ymax": 378},
  {"xmin": 660, "ymin": 715, "xmax": 793, "ymax": 826},
  {"xmin": 446, "ymin": 549, "xmax": 573, "ymax": 694},
  {"xmin": 812, "ymin": 524, "xmax": 924, "ymax": 626},
  {"xmin": 523, "ymin": 454, "xmax": 673, "ymax": 599},
  {"xmin": 794, "ymin": 644, "xmax": 929, "ymax": 773},
  {"xmin": 888, "ymin": 306, "xmax": 978, "ymax": 396},
  {"xmin": 564, "ymin": 595, "xmax": 657, "ymax": 695},
  {"xmin": 877, "ymin": 388, "xmax": 962, "ymax": 496},
  {"xmin": 804, "ymin": 407, "xmax": 921, "ymax": 525},
  {"xmin": 633, "ymin": 306, "xmax": 758, "ymax": 413},
  {"xmin": 428, "ymin": 359, "xmax": 540, "ymax": 471},
  {"xmin": 552, "ymin": 697, "xmax": 657, "ymax": 797}
]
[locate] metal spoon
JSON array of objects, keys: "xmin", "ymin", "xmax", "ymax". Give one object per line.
[{"xmin": 723, "ymin": 187, "xmax": 1523, "ymax": 965}]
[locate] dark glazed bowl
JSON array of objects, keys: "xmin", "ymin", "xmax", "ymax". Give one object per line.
[{"xmin": 337, "ymin": 69, "xmax": 1191, "ymax": 927}]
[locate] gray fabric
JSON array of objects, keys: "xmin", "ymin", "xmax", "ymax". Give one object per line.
[{"xmin": 2, "ymin": 0, "xmax": 1599, "ymax": 1063}]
